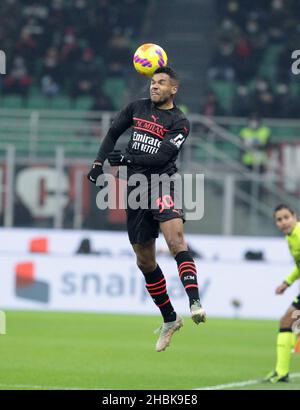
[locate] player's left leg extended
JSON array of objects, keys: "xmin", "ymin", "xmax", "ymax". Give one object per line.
[
  {"xmin": 132, "ymin": 239, "xmax": 183, "ymax": 352},
  {"xmin": 160, "ymin": 218, "xmax": 206, "ymax": 324},
  {"xmin": 265, "ymin": 305, "xmax": 297, "ymax": 383}
]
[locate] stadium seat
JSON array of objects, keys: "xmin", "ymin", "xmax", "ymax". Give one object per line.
[
  {"xmin": 26, "ymin": 95, "xmax": 50, "ymax": 109},
  {"xmin": 74, "ymin": 96, "xmax": 94, "ymax": 111},
  {"xmin": 290, "ymin": 82, "xmax": 300, "ymax": 98},
  {"xmin": 28, "ymin": 85, "xmax": 41, "ymax": 97},
  {"xmin": 2, "ymin": 95, "xmax": 24, "ymax": 109},
  {"xmin": 50, "ymin": 96, "xmax": 72, "ymax": 110},
  {"xmin": 103, "ymin": 78, "xmax": 126, "ymax": 110},
  {"xmin": 258, "ymin": 45, "xmax": 283, "ymax": 84},
  {"xmin": 210, "ymin": 80, "xmax": 235, "ymax": 112}
]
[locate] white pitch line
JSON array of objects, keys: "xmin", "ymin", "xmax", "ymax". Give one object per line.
[
  {"xmin": 195, "ymin": 380, "xmax": 259, "ymax": 391},
  {"xmin": 195, "ymin": 372, "xmax": 300, "ymax": 390},
  {"xmin": 0, "ymin": 383, "xmax": 104, "ymax": 390},
  {"xmin": 1, "ymin": 374, "xmax": 300, "ymax": 390}
]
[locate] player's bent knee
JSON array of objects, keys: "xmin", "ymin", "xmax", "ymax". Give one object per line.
[
  {"xmin": 166, "ymin": 236, "xmax": 187, "ymax": 256},
  {"xmin": 136, "ymin": 259, "xmax": 156, "ymax": 274}
]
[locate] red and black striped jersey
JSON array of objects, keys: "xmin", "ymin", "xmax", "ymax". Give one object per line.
[{"xmin": 96, "ymin": 98, "xmax": 190, "ymax": 176}]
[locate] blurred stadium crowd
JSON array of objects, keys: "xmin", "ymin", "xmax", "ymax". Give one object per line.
[
  {"xmin": 0, "ymin": 0, "xmax": 147, "ymax": 110},
  {"xmin": 0, "ymin": 0, "xmax": 300, "ymax": 118},
  {"xmin": 203, "ymin": 0, "xmax": 300, "ymax": 118}
]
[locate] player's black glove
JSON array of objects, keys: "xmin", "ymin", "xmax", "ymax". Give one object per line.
[
  {"xmin": 107, "ymin": 150, "xmax": 134, "ymax": 166},
  {"xmin": 87, "ymin": 162, "xmax": 104, "ymax": 184}
]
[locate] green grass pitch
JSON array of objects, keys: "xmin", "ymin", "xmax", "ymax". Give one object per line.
[{"xmin": 0, "ymin": 311, "xmax": 299, "ymax": 390}]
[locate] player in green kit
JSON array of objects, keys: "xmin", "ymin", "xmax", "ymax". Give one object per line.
[{"xmin": 264, "ymin": 204, "xmax": 300, "ymax": 383}]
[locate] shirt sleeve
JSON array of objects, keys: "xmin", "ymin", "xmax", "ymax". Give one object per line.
[
  {"xmin": 96, "ymin": 103, "xmax": 134, "ymax": 163},
  {"xmin": 285, "ymin": 265, "xmax": 300, "ymax": 286},
  {"xmin": 132, "ymin": 117, "xmax": 190, "ymax": 167}
]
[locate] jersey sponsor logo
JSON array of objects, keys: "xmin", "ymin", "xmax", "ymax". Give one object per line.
[
  {"xmin": 131, "ymin": 131, "xmax": 161, "ymax": 154},
  {"xmin": 133, "ymin": 117, "xmax": 169, "ymax": 139},
  {"xmin": 131, "ymin": 142, "xmax": 159, "ymax": 154},
  {"xmin": 132, "ymin": 131, "xmax": 162, "ymax": 147},
  {"xmin": 170, "ymin": 134, "xmax": 185, "ymax": 149}
]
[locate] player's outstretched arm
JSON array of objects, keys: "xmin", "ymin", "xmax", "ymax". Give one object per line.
[
  {"xmin": 281, "ymin": 265, "xmax": 300, "ymax": 290},
  {"xmin": 87, "ymin": 103, "xmax": 134, "ymax": 184},
  {"xmin": 275, "ymin": 282, "xmax": 289, "ymax": 295},
  {"xmin": 96, "ymin": 103, "xmax": 134, "ymax": 163}
]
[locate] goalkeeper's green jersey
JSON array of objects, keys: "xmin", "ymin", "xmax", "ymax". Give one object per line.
[{"xmin": 285, "ymin": 222, "xmax": 300, "ymax": 285}]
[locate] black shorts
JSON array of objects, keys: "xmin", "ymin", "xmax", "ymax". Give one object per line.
[
  {"xmin": 126, "ymin": 175, "xmax": 184, "ymax": 245},
  {"xmin": 292, "ymin": 294, "xmax": 300, "ymax": 310}
]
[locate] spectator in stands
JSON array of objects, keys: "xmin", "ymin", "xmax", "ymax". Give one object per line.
[
  {"xmin": 210, "ymin": 0, "xmax": 300, "ymax": 118},
  {"xmin": 252, "ymin": 77, "xmax": 275, "ymax": 118},
  {"xmin": 41, "ymin": 75, "xmax": 60, "ymax": 98},
  {"xmin": 201, "ymin": 91, "xmax": 225, "ymax": 117},
  {"xmin": 274, "ymin": 83, "xmax": 297, "ymax": 118},
  {"xmin": 1, "ymin": 0, "xmax": 299, "ymax": 119},
  {"xmin": 41, "ymin": 47, "xmax": 62, "ymax": 90},
  {"xmin": 217, "ymin": 17, "xmax": 240, "ymax": 44},
  {"xmin": 91, "ymin": 91, "xmax": 114, "ymax": 111},
  {"xmin": 239, "ymin": 114, "xmax": 271, "ymax": 174},
  {"xmin": 4, "ymin": 56, "xmax": 32, "ymax": 96},
  {"xmin": 15, "ymin": 28, "xmax": 38, "ymax": 73},
  {"xmin": 0, "ymin": 0, "xmax": 150, "ymax": 109},
  {"xmin": 245, "ymin": 17, "xmax": 268, "ymax": 62},
  {"xmin": 232, "ymin": 85, "xmax": 252, "ymax": 117},
  {"xmin": 239, "ymin": 114, "xmax": 271, "ymax": 199},
  {"xmin": 233, "ymin": 35, "xmax": 256, "ymax": 82},
  {"xmin": 106, "ymin": 30, "xmax": 131, "ymax": 77},
  {"xmin": 220, "ymin": 0, "xmax": 244, "ymax": 25},
  {"xmin": 207, "ymin": 40, "xmax": 236, "ymax": 81},
  {"xmin": 60, "ymin": 27, "xmax": 82, "ymax": 76},
  {"xmin": 268, "ymin": 0, "xmax": 290, "ymax": 44},
  {"xmin": 71, "ymin": 48, "xmax": 100, "ymax": 98}
]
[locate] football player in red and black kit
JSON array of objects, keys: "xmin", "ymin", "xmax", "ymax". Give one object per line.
[{"xmin": 87, "ymin": 67, "xmax": 206, "ymax": 352}]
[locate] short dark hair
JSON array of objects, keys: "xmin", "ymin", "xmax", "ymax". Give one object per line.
[
  {"xmin": 273, "ymin": 204, "xmax": 295, "ymax": 217},
  {"xmin": 153, "ymin": 66, "xmax": 179, "ymax": 84}
]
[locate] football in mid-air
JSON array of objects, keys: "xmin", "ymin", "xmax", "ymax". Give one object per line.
[{"xmin": 133, "ymin": 43, "xmax": 168, "ymax": 77}]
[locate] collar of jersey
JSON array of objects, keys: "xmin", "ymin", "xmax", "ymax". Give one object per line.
[
  {"xmin": 151, "ymin": 101, "xmax": 176, "ymax": 111},
  {"xmin": 288, "ymin": 221, "xmax": 300, "ymax": 237}
]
